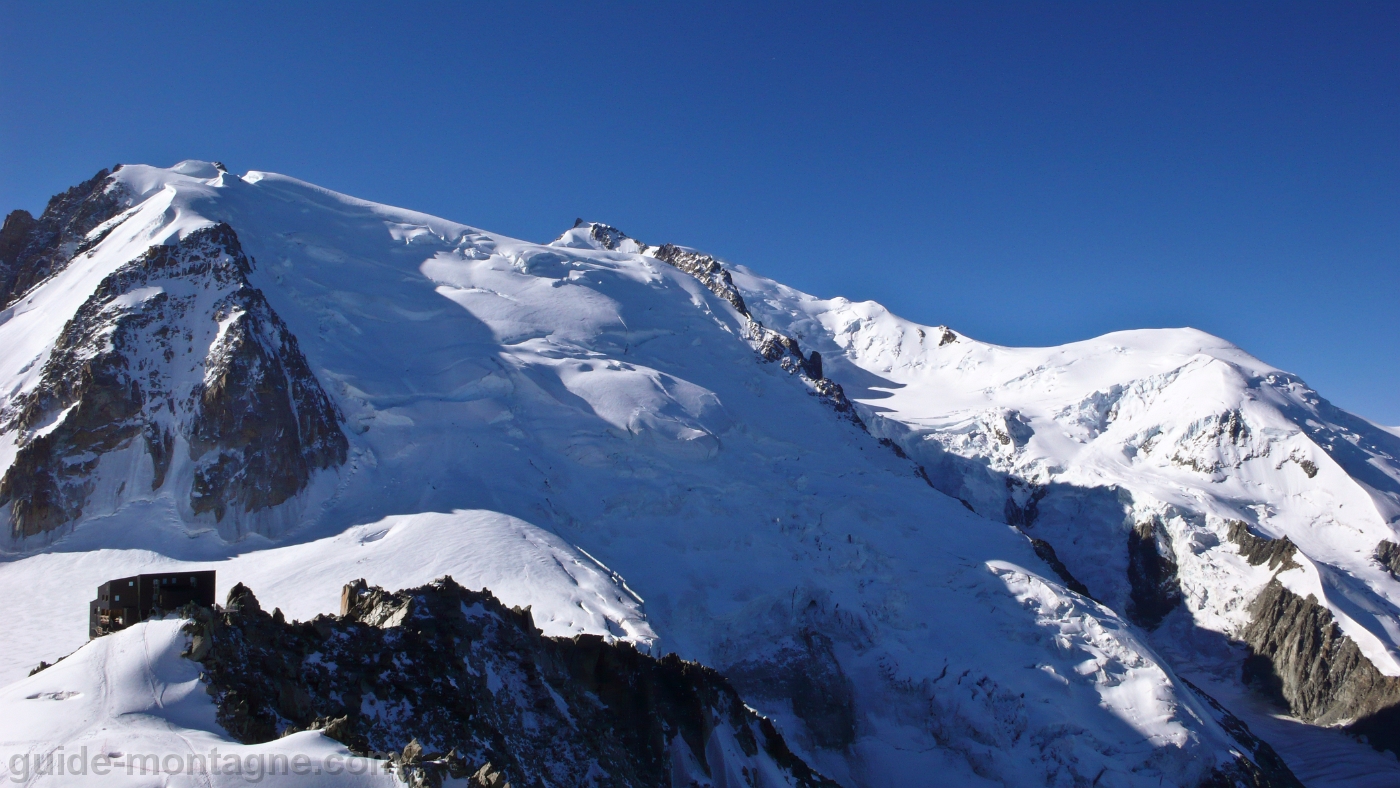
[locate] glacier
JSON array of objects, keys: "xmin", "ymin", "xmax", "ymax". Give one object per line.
[{"xmin": 1, "ymin": 161, "xmax": 1397, "ymax": 785}]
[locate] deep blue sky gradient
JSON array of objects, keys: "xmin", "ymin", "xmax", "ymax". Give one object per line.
[{"xmin": 3, "ymin": 2, "xmax": 1396, "ymax": 421}]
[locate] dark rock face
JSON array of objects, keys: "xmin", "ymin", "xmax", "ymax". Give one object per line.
[
  {"xmin": 1241, "ymin": 579, "xmax": 1400, "ymax": 745},
  {"xmin": 1126, "ymin": 518, "xmax": 1182, "ymax": 628},
  {"xmin": 1228, "ymin": 521, "xmax": 1300, "ymax": 573},
  {"xmin": 723, "ymin": 629, "xmax": 857, "ymax": 751},
  {"xmin": 186, "ymin": 578, "xmax": 837, "ymax": 788},
  {"xmin": 1376, "ymin": 540, "xmax": 1400, "ymax": 577},
  {"xmin": 1227, "ymin": 524, "xmax": 1400, "ymax": 754},
  {"xmin": 0, "ymin": 211, "xmax": 38, "ymax": 281},
  {"xmin": 0, "ymin": 223, "xmax": 346, "ymax": 539},
  {"xmin": 0, "ymin": 168, "xmax": 129, "ymax": 308},
  {"xmin": 1029, "ymin": 537, "xmax": 1093, "ymax": 598},
  {"xmin": 184, "ymin": 245, "xmax": 347, "ymax": 522}
]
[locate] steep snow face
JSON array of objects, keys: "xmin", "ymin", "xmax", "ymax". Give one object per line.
[
  {"xmin": 730, "ymin": 275, "xmax": 1400, "ymax": 736},
  {"xmin": 0, "ymin": 163, "xmax": 1308, "ymax": 786}
]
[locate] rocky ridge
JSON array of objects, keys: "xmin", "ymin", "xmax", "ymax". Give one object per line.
[
  {"xmin": 558, "ymin": 221, "xmax": 858, "ymax": 421},
  {"xmin": 0, "ymin": 221, "xmax": 347, "ymax": 540},
  {"xmin": 0, "ymin": 167, "xmax": 130, "ymax": 309},
  {"xmin": 185, "ymin": 577, "xmax": 838, "ymax": 788},
  {"xmin": 1229, "ymin": 523, "xmax": 1400, "ymax": 752}
]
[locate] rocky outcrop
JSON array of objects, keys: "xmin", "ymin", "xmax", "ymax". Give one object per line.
[
  {"xmin": 185, "ymin": 578, "xmax": 837, "ymax": 788},
  {"xmin": 647, "ymin": 242, "xmax": 751, "ymax": 318},
  {"xmin": 1228, "ymin": 525, "xmax": 1400, "ymax": 754},
  {"xmin": 1241, "ymin": 580, "xmax": 1400, "ymax": 744},
  {"xmin": 0, "ymin": 222, "xmax": 346, "ymax": 539},
  {"xmin": 1126, "ymin": 518, "xmax": 1182, "ymax": 628},
  {"xmin": 1029, "ymin": 537, "xmax": 1093, "ymax": 598},
  {"xmin": 1375, "ymin": 540, "xmax": 1400, "ymax": 577},
  {"xmin": 1228, "ymin": 521, "xmax": 1300, "ymax": 572},
  {"xmin": 0, "ymin": 167, "xmax": 129, "ymax": 308},
  {"xmin": 646, "ymin": 244, "xmax": 860, "ymax": 421},
  {"xmin": 570, "ymin": 218, "xmax": 633, "ymax": 254},
  {"xmin": 565, "ymin": 222, "xmax": 861, "ymax": 423}
]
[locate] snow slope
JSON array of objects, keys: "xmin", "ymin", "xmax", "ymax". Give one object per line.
[
  {"xmin": 0, "ymin": 509, "xmax": 652, "ymax": 684},
  {"xmin": 729, "ymin": 280, "xmax": 1400, "ymax": 670},
  {"xmin": 0, "ymin": 161, "xmax": 1351, "ymax": 785},
  {"xmin": 0, "ymin": 618, "xmax": 394, "ymax": 786},
  {"xmin": 729, "ymin": 270, "xmax": 1400, "ymax": 782}
]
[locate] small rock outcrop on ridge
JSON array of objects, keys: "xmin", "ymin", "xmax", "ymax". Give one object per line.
[{"xmin": 558, "ymin": 221, "xmax": 860, "ymax": 422}]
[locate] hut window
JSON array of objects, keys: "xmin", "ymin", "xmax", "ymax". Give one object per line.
[{"xmin": 114, "ymin": 595, "xmax": 120, "ymax": 602}]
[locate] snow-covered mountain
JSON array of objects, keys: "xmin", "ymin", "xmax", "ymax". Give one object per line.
[
  {"xmin": 0, "ymin": 161, "xmax": 1395, "ymax": 786},
  {"xmin": 732, "ymin": 276, "xmax": 1400, "ymax": 751}
]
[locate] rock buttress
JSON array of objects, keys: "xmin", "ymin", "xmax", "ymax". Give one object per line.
[
  {"xmin": 186, "ymin": 577, "xmax": 838, "ymax": 788},
  {"xmin": 1229, "ymin": 522, "xmax": 1400, "ymax": 754},
  {"xmin": 0, "ymin": 222, "xmax": 346, "ymax": 539}
]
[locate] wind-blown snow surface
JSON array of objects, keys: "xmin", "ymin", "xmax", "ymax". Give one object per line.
[{"xmin": 0, "ymin": 161, "xmax": 1369, "ymax": 785}]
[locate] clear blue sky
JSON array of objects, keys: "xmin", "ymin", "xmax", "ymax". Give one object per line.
[{"xmin": 3, "ymin": 2, "xmax": 1396, "ymax": 422}]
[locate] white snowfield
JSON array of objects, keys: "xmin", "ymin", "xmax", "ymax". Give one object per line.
[
  {"xmin": 0, "ymin": 160, "xmax": 1395, "ymax": 785},
  {"xmin": 732, "ymin": 278, "xmax": 1400, "ymax": 677},
  {"xmin": 0, "ymin": 619, "xmax": 395, "ymax": 787}
]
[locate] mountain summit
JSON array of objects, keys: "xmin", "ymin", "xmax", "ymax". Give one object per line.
[{"xmin": 1, "ymin": 162, "xmax": 1396, "ymax": 786}]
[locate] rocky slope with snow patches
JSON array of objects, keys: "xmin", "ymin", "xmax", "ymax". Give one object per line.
[
  {"xmin": 0, "ymin": 165, "xmax": 346, "ymax": 542},
  {"xmin": 0, "ymin": 160, "xmax": 1363, "ymax": 785},
  {"xmin": 190, "ymin": 577, "xmax": 835, "ymax": 787}
]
